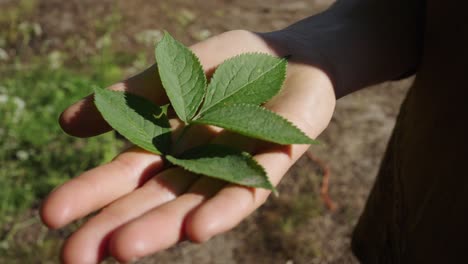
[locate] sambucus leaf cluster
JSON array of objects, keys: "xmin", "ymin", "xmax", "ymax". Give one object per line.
[{"xmin": 94, "ymin": 32, "xmax": 317, "ymax": 193}]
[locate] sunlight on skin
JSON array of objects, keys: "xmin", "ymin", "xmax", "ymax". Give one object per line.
[{"xmin": 40, "ymin": 30, "xmax": 335, "ymax": 263}]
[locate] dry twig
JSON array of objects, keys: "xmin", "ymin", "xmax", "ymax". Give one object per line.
[{"xmin": 306, "ymin": 151, "xmax": 337, "ymax": 211}]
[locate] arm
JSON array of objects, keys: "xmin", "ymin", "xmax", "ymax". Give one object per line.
[{"xmin": 261, "ymin": 0, "xmax": 425, "ymax": 98}]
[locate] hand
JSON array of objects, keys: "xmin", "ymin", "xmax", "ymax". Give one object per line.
[{"xmin": 40, "ymin": 30, "xmax": 336, "ymax": 263}]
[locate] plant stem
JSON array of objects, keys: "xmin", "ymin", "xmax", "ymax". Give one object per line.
[{"xmin": 172, "ymin": 124, "xmax": 192, "ymax": 154}]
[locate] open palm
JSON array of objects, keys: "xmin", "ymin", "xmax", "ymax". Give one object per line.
[{"xmin": 40, "ymin": 30, "xmax": 335, "ymax": 263}]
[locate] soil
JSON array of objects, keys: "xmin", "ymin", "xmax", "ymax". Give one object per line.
[{"xmin": 2, "ymin": 0, "xmax": 413, "ymax": 263}]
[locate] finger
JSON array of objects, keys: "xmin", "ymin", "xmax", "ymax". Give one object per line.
[
  {"xmin": 108, "ymin": 177, "xmax": 226, "ymax": 263},
  {"xmin": 60, "ymin": 30, "xmax": 276, "ymax": 138},
  {"xmin": 97, "ymin": 127, "xmax": 283, "ymax": 263},
  {"xmin": 40, "ymin": 147, "xmax": 165, "ymax": 229},
  {"xmin": 42, "ymin": 119, "xmax": 219, "ymax": 229},
  {"xmin": 183, "ymin": 143, "xmax": 308, "ymax": 243},
  {"xmin": 60, "ymin": 167, "xmax": 199, "ymax": 264}
]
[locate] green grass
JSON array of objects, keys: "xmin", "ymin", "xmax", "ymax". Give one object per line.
[
  {"xmin": 0, "ymin": 63, "xmax": 124, "ymax": 223},
  {"xmin": 0, "ymin": 3, "xmax": 146, "ymax": 261},
  {"xmin": 0, "ymin": 59, "xmax": 129, "ymax": 261}
]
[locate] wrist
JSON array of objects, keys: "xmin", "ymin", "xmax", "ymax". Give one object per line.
[{"xmin": 258, "ymin": 0, "xmax": 424, "ymax": 98}]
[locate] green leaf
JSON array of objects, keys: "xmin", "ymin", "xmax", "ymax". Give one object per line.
[
  {"xmin": 94, "ymin": 88, "xmax": 171, "ymax": 154},
  {"xmin": 198, "ymin": 53, "xmax": 286, "ymax": 114},
  {"xmin": 195, "ymin": 104, "xmax": 316, "ymax": 145},
  {"xmin": 155, "ymin": 32, "xmax": 206, "ymax": 123},
  {"xmin": 166, "ymin": 144, "xmax": 276, "ymax": 192}
]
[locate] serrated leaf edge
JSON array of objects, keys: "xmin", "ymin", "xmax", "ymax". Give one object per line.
[
  {"xmin": 237, "ymin": 150, "xmax": 277, "ymax": 193},
  {"xmin": 94, "ymin": 88, "xmax": 168, "ymax": 154},
  {"xmin": 198, "ymin": 53, "xmax": 287, "ymax": 115},
  {"xmin": 166, "ymin": 144, "xmax": 276, "ymax": 192},
  {"xmin": 196, "ymin": 103, "xmax": 317, "ymax": 145},
  {"xmin": 155, "ymin": 31, "xmax": 207, "ymax": 122}
]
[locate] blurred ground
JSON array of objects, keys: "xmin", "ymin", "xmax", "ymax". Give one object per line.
[{"xmin": 0, "ymin": 0, "xmax": 412, "ymax": 263}]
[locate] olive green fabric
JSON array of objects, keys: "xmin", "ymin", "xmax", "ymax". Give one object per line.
[{"xmin": 351, "ymin": 1, "xmax": 468, "ymax": 263}]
